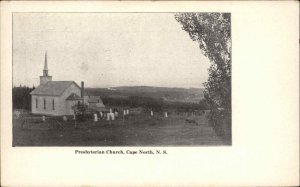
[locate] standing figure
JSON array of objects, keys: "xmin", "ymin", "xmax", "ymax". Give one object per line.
[
  {"xmin": 111, "ymin": 112, "xmax": 115, "ymax": 120},
  {"xmin": 94, "ymin": 113, "xmax": 98, "ymax": 122}
]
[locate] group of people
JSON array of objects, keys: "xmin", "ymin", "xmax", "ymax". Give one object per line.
[
  {"xmin": 92, "ymin": 108, "xmax": 169, "ymax": 122},
  {"xmin": 93, "ymin": 108, "xmax": 131, "ymax": 122}
]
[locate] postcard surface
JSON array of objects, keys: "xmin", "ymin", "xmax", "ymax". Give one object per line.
[{"xmin": 1, "ymin": 1, "xmax": 299, "ymax": 186}]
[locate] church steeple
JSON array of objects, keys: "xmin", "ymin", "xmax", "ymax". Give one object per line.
[
  {"xmin": 40, "ymin": 51, "xmax": 52, "ymax": 85},
  {"xmin": 43, "ymin": 51, "xmax": 48, "ymax": 76}
]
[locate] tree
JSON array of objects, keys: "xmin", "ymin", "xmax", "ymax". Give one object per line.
[
  {"xmin": 199, "ymin": 98, "xmax": 209, "ymax": 110},
  {"xmin": 175, "ymin": 13, "xmax": 231, "ymax": 124},
  {"xmin": 72, "ymin": 102, "xmax": 88, "ymax": 121},
  {"xmin": 12, "ymin": 85, "xmax": 35, "ymax": 110}
]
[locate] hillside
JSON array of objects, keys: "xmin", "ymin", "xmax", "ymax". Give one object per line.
[{"xmin": 85, "ymin": 86, "xmax": 204, "ymax": 103}]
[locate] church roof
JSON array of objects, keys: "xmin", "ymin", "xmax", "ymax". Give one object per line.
[{"xmin": 30, "ymin": 81, "xmax": 80, "ymax": 96}]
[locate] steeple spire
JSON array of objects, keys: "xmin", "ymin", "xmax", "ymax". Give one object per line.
[
  {"xmin": 43, "ymin": 51, "xmax": 48, "ymax": 76},
  {"xmin": 40, "ymin": 51, "xmax": 52, "ymax": 85},
  {"xmin": 44, "ymin": 51, "xmax": 48, "ymax": 70}
]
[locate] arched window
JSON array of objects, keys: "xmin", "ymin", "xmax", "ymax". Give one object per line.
[
  {"xmin": 44, "ymin": 98, "xmax": 46, "ymax": 110},
  {"xmin": 52, "ymin": 99, "xmax": 55, "ymax": 110},
  {"xmin": 36, "ymin": 98, "xmax": 38, "ymax": 108}
]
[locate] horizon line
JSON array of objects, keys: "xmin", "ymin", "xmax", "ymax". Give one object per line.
[{"xmin": 13, "ymin": 84, "xmax": 205, "ymax": 89}]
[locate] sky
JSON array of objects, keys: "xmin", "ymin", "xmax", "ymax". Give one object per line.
[{"xmin": 13, "ymin": 13, "xmax": 210, "ymax": 88}]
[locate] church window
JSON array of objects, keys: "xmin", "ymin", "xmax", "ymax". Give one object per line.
[
  {"xmin": 44, "ymin": 98, "xmax": 46, "ymax": 109},
  {"xmin": 36, "ymin": 98, "xmax": 38, "ymax": 108},
  {"xmin": 52, "ymin": 99, "xmax": 55, "ymax": 110}
]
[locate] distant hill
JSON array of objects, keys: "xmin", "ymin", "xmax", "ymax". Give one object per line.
[{"xmin": 85, "ymin": 86, "xmax": 204, "ymax": 103}]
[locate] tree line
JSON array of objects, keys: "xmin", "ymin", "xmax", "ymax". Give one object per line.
[
  {"xmin": 102, "ymin": 96, "xmax": 208, "ymax": 112},
  {"xmin": 12, "ymin": 85, "xmax": 35, "ymax": 110}
]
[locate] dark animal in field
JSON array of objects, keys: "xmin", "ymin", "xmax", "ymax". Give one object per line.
[{"xmin": 185, "ymin": 119, "xmax": 198, "ymax": 126}]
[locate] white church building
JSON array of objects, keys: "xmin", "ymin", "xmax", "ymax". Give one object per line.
[{"xmin": 30, "ymin": 52, "xmax": 104, "ymax": 116}]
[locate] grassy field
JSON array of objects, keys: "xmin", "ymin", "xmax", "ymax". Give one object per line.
[{"xmin": 13, "ymin": 112, "xmax": 230, "ymax": 146}]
